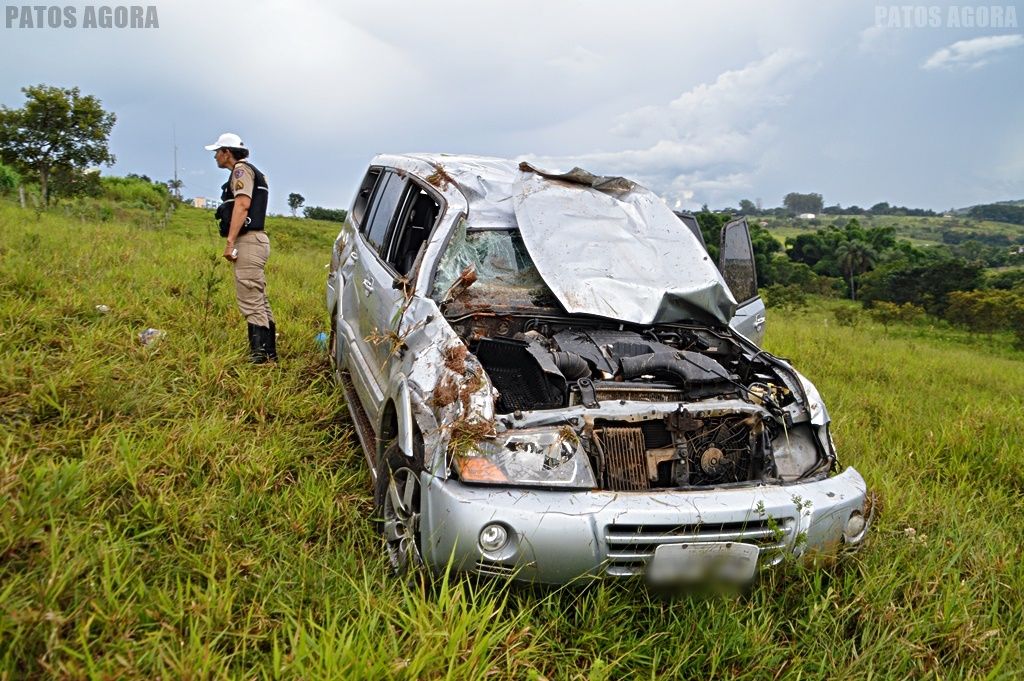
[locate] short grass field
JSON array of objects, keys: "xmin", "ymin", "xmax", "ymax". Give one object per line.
[{"xmin": 2, "ymin": 201, "xmax": 1023, "ymax": 679}]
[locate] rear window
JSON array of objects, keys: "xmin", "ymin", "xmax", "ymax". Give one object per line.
[{"xmin": 351, "ymin": 167, "xmax": 382, "ymax": 228}]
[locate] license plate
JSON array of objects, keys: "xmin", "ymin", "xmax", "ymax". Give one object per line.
[{"xmin": 646, "ymin": 542, "xmax": 760, "ymax": 585}]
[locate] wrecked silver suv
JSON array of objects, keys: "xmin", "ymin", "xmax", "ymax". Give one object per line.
[{"xmin": 326, "ymin": 154, "xmax": 870, "ymax": 584}]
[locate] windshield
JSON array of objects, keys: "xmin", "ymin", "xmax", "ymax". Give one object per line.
[{"xmin": 431, "ymin": 218, "xmax": 549, "ymax": 305}]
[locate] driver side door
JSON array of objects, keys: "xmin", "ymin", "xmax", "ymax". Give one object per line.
[{"xmin": 719, "ymin": 218, "xmax": 767, "ymax": 344}]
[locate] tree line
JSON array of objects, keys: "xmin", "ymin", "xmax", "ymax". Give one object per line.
[{"xmin": 695, "ymin": 207, "xmax": 1024, "ymax": 348}]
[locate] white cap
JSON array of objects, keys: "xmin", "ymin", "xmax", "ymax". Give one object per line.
[{"xmin": 204, "ymin": 132, "xmax": 245, "ymax": 151}]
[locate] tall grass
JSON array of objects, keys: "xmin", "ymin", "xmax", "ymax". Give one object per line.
[{"xmin": 1, "ymin": 200, "xmax": 1022, "ymax": 679}]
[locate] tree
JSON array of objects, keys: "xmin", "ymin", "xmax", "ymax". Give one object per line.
[
  {"xmin": 834, "ymin": 240, "xmax": 876, "ymax": 300},
  {"xmin": 287, "ymin": 192, "xmax": 305, "ymax": 217},
  {"xmin": 782, "ymin": 192, "xmax": 824, "ymax": 215},
  {"xmin": 166, "ymin": 178, "xmax": 184, "ymax": 200},
  {"xmin": 739, "ymin": 198, "xmax": 758, "ymax": 215},
  {"xmin": 0, "ymin": 85, "xmax": 116, "ymax": 205},
  {"xmin": 859, "ymin": 257, "xmax": 984, "ymax": 314},
  {"xmin": 303, "ymin": 206, "xmax": 347, "ymax": 222}
]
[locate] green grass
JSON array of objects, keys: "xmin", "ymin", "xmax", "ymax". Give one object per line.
[{"xmin": 2, "ymin": 201, "xmax": 1024, "ymax": 679}]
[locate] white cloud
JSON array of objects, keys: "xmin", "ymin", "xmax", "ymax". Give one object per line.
[
  {"xmin": 857, "ymin": 24, "xmax": 906, "ymax": 56},
  {"xmin": 527, "ymin": 49, "xmax": 818, "ymax": 208},
  {"xmin": 922, "ymin": 34, "xmax": 1024, "ymax": 70}
]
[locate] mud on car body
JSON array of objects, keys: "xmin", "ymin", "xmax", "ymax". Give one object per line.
[{"xmin": 326, "ymin": 154, "xmax": 870, "ymax": 585}]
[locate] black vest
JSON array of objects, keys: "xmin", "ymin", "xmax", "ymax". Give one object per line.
[{"xmin": 217, "ymin": 161, "xmax": 269, "ymax": 237}]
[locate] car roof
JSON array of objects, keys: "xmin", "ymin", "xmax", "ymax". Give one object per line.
[{"xmin": 372, "ymin": 153, "xmax": 521, "ymax": 229}]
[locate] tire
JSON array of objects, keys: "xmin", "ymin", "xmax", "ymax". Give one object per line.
[{"xmin": 374, "ymin": 440, "xmax": 425, "ymax": 575}]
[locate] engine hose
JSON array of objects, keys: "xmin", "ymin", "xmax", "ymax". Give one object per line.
[
  {"xmin": 619, "ymin": 352, "xmax": 694, "ymax": 385},
  {"xmin": 552, "ymin": 351, "xmax": 590, "ymax": 380}
]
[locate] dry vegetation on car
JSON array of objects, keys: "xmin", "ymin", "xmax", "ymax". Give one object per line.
[{"xmin": 1, "ymin": 201, "xmax": 1023, "ymax": 678}]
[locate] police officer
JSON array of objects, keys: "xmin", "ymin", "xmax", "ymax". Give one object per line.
[{"xmin": 204, "ymin": 132, "xmax": 277, "ymax": 363}]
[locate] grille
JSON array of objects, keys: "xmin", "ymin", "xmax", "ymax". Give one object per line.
[
  {"xmin": 604, "ymin": 517, "xmax": 795, "ymax": 577},
  {"xmin": 475, "ymin": 338, "xmax": 562, "ymax": 413},
  {"xmin": 485, "ymin": 366, "xmax": 547, "ymax": 412},
  {"xmin": 598, "ymin": 427, "xmax": 648, "ymax": 491},
  {"xmin": 475, "ymin": 559, "xmax": 517, "ymax": 578}
]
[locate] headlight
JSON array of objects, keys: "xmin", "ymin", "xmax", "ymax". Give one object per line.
[{"xmin": 454, "ymin": 428, "xmax": 597, "ymax": 489}]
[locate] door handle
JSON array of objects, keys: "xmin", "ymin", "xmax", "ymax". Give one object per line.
[
  {"xmin": 350, "ymin": 251, "xmax": 359, "ymax": 262},
  {"xmin": 754, "ymin": 315, "xmax": 766, "ymax": 330},
  {"xmin": 362, "ymin": 278, "xmax": 374, "ymax": 294}
]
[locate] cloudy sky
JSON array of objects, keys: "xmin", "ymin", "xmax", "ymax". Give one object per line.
[{"xmin": 2, "ymin": 0, "xmax": 1022, "ymax": 213}]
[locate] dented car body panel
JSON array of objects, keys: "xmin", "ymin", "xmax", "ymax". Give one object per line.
[
  {"xmin": 326, "ymin": 153, "xmax": 870, "ymax": 584},
  {"xmin": 512, "ymin": 165, "xmax": 737, "ymax": 326},
  {"xmin": 420, "ymin": 467, "xmax": 868, "ymax": 582}
]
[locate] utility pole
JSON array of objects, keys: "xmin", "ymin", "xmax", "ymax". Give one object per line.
[{"xmin": 172, "ymin": 125, "xmax": 180, "ymax": 200}]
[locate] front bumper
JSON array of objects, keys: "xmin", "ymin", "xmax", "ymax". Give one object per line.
[{"xmin": 419, "ymin": 467, "xmax": 869, "ymax": 583}]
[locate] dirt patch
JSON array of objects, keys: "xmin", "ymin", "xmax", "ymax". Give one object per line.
[
  {"xmin": 447, "ymin": 416, "xmax": 496, "ymax": 456},
  {"xmin": 425, "ymin": 164, "xmax": 455, "ymax": 190},
  {"xmin": 443, "ymin": 343, "xmax": 468, "ymax": 374},
  {"xmin": 431, "ymin": 373, "xmax": 459, "ymax": 408}
]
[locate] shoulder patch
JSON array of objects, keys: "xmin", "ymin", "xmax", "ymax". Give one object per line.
[
  {"xmin": 233, "ymin": 167, "xmax": 245, "ymax": 178},
  {"xmin": 235, "ymin": 180, "xmax": 244, "ymax": 190}
]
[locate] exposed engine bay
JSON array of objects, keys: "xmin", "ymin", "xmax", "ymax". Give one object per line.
[{"xmin": 447, "ymin": 312, "xmax": 829, "ymax": 491}]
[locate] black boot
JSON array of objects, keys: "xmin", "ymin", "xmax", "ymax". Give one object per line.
[
  {"xmin": 247, "ymin": 323, "xmax": 269, "ymax": 364},
  {"xmin": 267, "ymin": 321, "xmax": 278, "ymax": 361}
]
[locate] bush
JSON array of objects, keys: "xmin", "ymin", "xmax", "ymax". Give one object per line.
[
  {"xmin": 868, "ymin": 301, "xmax": 925, "ymax": 330},
  {"xmin": 833, "ymin": 306, "xmax": 861, "ymax": 327},
  {"xmin": 986, "ymin": 269, "xmax": 1024, "ymax": 290},
  {"xmin": 0, "ymin": 161, "xmax": 20, "ymax": 195},
  {"xmin": 944, "ymin": 289, "xmax": 1022, "ymax": 336},
  {"xmin": 763, "ymin": 284, "xmax": 807, "ymax": 311},
  {"xmin": 99, "ymin": 176, "xmax": 170, "ymax": 210},
  {"xmin": 303, "ymin": 206, "xmax": 347, "ymax": 222}
]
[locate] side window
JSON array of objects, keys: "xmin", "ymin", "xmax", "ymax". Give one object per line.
[
  {"xmin": 364, "ymin": 172, "xmax": 407, "ymax": 251},
  {"xmin": 384, "ymin": 184, "xmax": 441, "ymax": 276},
  {"xmin": 351, "ymin": 167, "xmax": 382, "ymax": 229},
  {"xmin": 719, "ymin": 218, "xmax": 758, "ymax": 303}
]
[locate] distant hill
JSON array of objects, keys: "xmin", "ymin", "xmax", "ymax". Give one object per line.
[
  {"xmin": 953, "ymin": 199, "xmax": 1024, "ymax": 215},
  {"xmin": 761, "ymin": 212, "xmax": 1024, "ymax": 248}
]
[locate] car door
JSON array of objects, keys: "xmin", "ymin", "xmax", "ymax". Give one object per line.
[
  {"xmin": 350, "ymin": 170, "xmax": 410, "ymax": 414},
  {"xmin": 676, "ymin": 212, "xmax": 707, "ymax": 250},
  {"xmin": 340, "ymin": 167, "xmax": 386, "ymax": 416},
  {"xmin": 719, "ymin": 218, "xmax": 767, "ymax": 344}
]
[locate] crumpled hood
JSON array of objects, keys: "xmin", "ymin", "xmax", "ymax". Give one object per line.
[{"xmin": 512, "ymin": 164, "xmax": 737, "ymax": 326}]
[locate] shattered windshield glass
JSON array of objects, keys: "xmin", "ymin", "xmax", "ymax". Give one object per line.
[{"xmin": 432, "ymin": 218, "xmax": 551, "ymax": 305}]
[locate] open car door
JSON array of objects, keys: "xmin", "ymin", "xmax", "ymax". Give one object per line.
[
  {"xmin": 719, "ymin": 218, "xmax": 766, "ymax": 345},
  {"xmin": 676, "ymin": 212, "xmax": 707, "ymax": 250}
]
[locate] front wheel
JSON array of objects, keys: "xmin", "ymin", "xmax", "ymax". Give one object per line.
[{"xmin": 374, "ymin": 441, "xmax": 424, "ymax": 575}]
